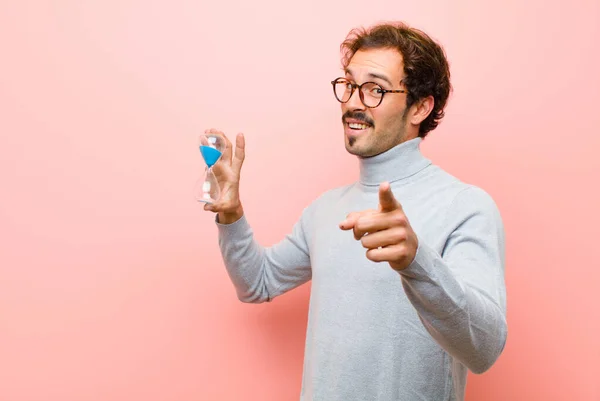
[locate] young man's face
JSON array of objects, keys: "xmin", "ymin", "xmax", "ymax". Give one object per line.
[{"xmin": 341, "ymin": 47, "xmax": 414, "ymax": 158}]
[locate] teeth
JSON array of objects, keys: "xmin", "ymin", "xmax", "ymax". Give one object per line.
[{"xmin": 349, "ymin": 123, "xmax": 369, "ymax": 130}]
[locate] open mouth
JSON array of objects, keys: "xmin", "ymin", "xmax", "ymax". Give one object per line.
[
  {"xmin": 346, "ymin": 121, "xmax": 372, "ymax": 132},
  {"xmin": 349, "ymin": 122, "xmax": 370, "ymax": 129}
]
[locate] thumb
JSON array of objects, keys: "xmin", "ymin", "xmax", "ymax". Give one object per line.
[
  {"xmin": 339, "ymin": 212, "xmax": 361, "ymax": 230},
  {"xmin": 378, "ymin": 182, "xmax": 401, "ymax": 212},
  {"xmin": 232, "ymin": 133, "xmax": 246, "ymax": 173}
]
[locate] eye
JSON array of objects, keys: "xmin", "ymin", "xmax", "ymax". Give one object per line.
[{"xmin": 366, "ymin": 85, "xmax": 383, "ymax": 96}]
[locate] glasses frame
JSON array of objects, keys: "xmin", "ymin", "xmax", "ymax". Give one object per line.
[{"xmin": 330, "ymin": 77, "xmax": 408, "ymax": 108}]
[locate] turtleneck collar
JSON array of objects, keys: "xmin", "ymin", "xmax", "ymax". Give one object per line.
[{"xmin": 358, "ymin": 137, "xmax": 432, "ymax": 186}]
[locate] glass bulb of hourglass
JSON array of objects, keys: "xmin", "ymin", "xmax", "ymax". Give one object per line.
[{"xmin": 194, "ymin": 133, "xmax": 225, "ymax": 204}]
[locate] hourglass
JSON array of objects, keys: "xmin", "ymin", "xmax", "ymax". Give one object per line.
[{"xmin": 194, "ymin": 133, "xmax": 225, "ymax": 203}]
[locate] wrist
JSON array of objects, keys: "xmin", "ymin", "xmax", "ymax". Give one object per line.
[{"xmin": 218, "ymin": 204, "xmax": 244, "ymax": 225}]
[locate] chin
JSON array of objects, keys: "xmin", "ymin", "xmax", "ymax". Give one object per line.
[{"xmin": 345, "ymin": 139, "xmax": 374, "ymax": 157}]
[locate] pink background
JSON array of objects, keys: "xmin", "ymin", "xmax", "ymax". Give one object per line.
[{"xmin": 1, "ymin": 1, "xmax": 599, "ymax": 400}]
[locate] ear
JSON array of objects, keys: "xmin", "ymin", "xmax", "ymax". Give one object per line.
[{"xmin": 409, "ymin": 95, "xmax": 435, "ymax": 126}]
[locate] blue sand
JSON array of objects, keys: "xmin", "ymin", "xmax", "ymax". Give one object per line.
[{"xmin": 200, "ymin": 146, "xmax": 222, "ymax": 168}]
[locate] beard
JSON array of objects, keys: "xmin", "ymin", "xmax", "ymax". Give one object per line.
[
  {"xmin": 343, "ymin": 109, "xmax": 374, "ymax": 153},
  {"xmin": 344, "ymin": 109, "xmax": 409, "ymax": 157}
]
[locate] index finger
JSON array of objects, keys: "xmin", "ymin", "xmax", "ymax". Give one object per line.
[{"xmin": 378, "ymin": 182, "xmax": 401, "ymax": 212}]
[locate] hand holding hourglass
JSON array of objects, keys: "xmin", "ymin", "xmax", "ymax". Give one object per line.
[{"xmin": 195, "ymin": 128, "xmax": 246, "ymax": 224}]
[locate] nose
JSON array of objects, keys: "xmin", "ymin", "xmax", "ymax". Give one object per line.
[{"xmin": 344, "ymin": 87, "xmax": 366, "ymax": 111}]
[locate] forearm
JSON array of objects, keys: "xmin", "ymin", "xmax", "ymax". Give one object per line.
[
  {"xmin": 399, "ymin": 241, "xmax": 507, "ymax": 374},
  {"xmin": 217, "ymin": 215, "xmax": 271, "ymax": 303},
  {"xmin": 216, "ymin": 213, "xmax": 312, "ymax": 304}
]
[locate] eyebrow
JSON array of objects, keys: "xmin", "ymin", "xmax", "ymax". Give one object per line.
[{"xmin": 344, "ymin": 68, "xmax": 394, "ymax": 87}]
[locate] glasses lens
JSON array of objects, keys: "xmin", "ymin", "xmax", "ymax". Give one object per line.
[
  {"xmin": 334, "ymin": 79, "xmax": 352, "ymax": 103},
  {"xmin": 360, "ymin": 82, "xmax": 383, "ymax": 107}
]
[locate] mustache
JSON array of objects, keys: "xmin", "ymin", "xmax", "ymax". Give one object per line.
[{"xmin": 342, "ymin": 111, "xmax": 374, "ymax": 127}]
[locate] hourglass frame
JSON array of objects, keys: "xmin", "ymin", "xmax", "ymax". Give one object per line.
[{"xmin": 195, "ymin": 133, "xmax": 225, "ymax": 204}]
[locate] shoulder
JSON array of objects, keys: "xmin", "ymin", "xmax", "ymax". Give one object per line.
[
  {"xmin": 415, "ymin": 164, "xmax": 503, "ymax": 230},
  {"xmin": 296, "ymin": 183, "xmax": 355, "ymax": 221},
  {"xmin": 450, "ymin": 185, "xmax": 501, "ymax": 219},
  {"xmin": 439, "ymin": 183, "xmax": 505, "ymax": 248},
  {"xmin": 306, "ymin": 182, "xmax": 355, "ymax": 207},
  {"xmin": 421, "ymin": 164, "xmax": 500, "ymax": 211}
]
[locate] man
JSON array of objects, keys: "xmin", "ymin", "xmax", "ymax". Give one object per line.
[{"xmin": 203, "ymin": 21, "xmax": 507, "ymax": 401}]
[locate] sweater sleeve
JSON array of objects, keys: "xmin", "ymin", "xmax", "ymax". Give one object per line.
[
  {"xmin": 399, "ymin": 186, "xmax": 507, "ymax": 374},
  {"xmin": 216, "ymin": 210, "xmax": 312, "ymax": 303}
]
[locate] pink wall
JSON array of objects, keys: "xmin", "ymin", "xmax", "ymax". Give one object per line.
[{"xmin": 1, "ymin": 1, "xmax": 598, "ymax": 400}]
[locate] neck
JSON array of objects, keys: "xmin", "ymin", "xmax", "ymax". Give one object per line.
[{"xmin": 358, "ymin": 137, "xmax": 431, "ymax": 186}]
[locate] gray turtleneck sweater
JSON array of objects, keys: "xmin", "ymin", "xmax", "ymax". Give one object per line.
[{"xmin": 216, "ymin": 138, "xmax": 507, "ymax": 401}]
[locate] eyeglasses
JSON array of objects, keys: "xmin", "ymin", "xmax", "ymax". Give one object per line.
[{"xmin": 330, "ymin": 77, "xmax": 407, "ymax": 108}]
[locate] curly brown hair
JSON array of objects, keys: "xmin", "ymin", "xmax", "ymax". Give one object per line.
[{"xmin": 340, "ymin": 22, "xmax": 452, "ymax": 138}]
